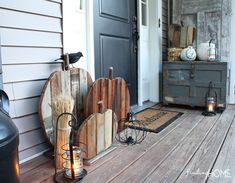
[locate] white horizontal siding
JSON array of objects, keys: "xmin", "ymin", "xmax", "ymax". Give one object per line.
[
  {"xmin": 13, "ymin": 114, "xmax": 41, "ymax": 134},
  {"xmin": 0, "ymin": 0, "xmax": 62, "ymax": 18},
  {"xmin": 0, "ymin": 9, "xmax": 62, "ymax": 32},
  {"xmin": 4, "ymin": 80, "xmax": 46, "ymax": 100},
  {"xmin": 3, "ymin": 64, "xmax": 61, "ymax": 83},
  {"xmin": 0, "ymin": 0, "xmax": 62, "ymax": 162},
  {"xmin": 19, "ymin": 143, "xmax": 51, "ymax": 164},
  {"xmin": 19, "ymin": 128, "xmax": 46, "ymax": 151},
  {"xmin": 1, "ymin": 47, "xmax": 62, "ymax": 64},
  {"xmin": 9, "ymin": 97, "xmax": 39, "ymax": 118},
  {"xmin": 0, "ymin": 28, "xmax": 62, "ymax": 47}
]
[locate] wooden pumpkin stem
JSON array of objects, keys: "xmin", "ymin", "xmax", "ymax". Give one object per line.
[
  {"xmin": 63, "ymin": 53, "xmax": 70, "ymax": 71},
  {"xmin": 109, "ymin": 67, "xmax": 113, "ymax": 79},
  {"xmin": 98, "ymin": 100, "xmax": 103, "ymax": 113}
]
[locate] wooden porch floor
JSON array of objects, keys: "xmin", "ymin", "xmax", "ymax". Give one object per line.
[{"xmin": 20, "ymin": 105, "xmax": 235, "ymax": 183}]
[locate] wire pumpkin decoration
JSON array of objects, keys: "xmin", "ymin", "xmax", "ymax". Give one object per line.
[{"xmin": 116, "ymin": 112, "xmax": 147, "ymax": 145}]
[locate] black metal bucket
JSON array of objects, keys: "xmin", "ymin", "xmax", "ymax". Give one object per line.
[{"xmin": 0, "ymin": 90, "xmax": 20, "ymax": 183}]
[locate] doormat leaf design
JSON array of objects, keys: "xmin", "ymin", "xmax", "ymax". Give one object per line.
[{"xmin": 129, "ymin": 108, "xmax": 183, "ymax": 133}]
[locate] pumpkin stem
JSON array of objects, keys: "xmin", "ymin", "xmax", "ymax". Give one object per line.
[
  {"xmin": 109, "ymin": 67, "xmax": 113, "ymax": 79},
  {"xmin": 98, "ymin": 100, "xmax": 103, "ymax": 113}
]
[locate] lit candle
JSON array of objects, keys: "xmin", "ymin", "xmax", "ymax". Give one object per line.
[
  {"xmin": 65, "ymin": 147, "xmax": 83, "ymax": 178},
  {"xmin": 208, "ymin": 103, "xmax": 214, "ymax": 112}
]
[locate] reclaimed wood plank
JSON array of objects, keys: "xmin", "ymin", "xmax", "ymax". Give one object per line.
[
  {"xmin": 39, "ymin": 68, "xmax": 93, "ymax": 145},
  {"xmin": 20, "ymin": 160, "xmax": 54, "ymax": 183},
  {"xmin": 77, "ymin": 109, "xmax": 117, "ymax": 160},
  {"xmin": 143, "ymin": 114, "xmax": 221, "ymax": 183},
  {"xmin": 175, "ymin": 105, "xmax": 235, "ymax": 183},
  {"xmin": 84, "ymin": 77, "xmax": 130, "ymax": 131}
]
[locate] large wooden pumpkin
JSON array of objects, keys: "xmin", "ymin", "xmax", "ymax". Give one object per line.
[
  {"xmin": 84, "ymin": 68, "xmax": 130, "ymax": 131},
  {"xmin": 39, "ymin": 68, "xmax": 93, "ymax": 145}
]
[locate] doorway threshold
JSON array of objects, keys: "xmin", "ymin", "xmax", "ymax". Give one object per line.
[{"xmin": 131, "ymin": 101, "xmax": 158, "ymax": 113}]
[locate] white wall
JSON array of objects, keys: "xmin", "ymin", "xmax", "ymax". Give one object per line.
[
  {"xmin": 138, "ymin": 0, "xmax": 162, "ymax": 105},
  {"xmin": 63, "ymin": 0, "xmax": 87, "ymax": 70},
  {"xmin": 229, "ymin": 0, "xmax": 235, "ymax": 104},
  {"xmin": 0, "ymin": 0, "xmax": 63, "ymax": 162},
  {"xmin": 148, "ymin": 0, "xmax": 162, "ymax": 103}
]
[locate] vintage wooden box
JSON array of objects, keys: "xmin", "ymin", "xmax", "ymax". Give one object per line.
[{"xmin": 162, "ymin": 61, "xmax": 227, "ymax": 108}]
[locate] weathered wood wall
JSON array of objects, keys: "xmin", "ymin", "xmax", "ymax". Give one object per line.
[
  {"xmin": 0, "ymin": 0, "xmax": 63, "ymax": 162},
  {"xmin": 171, "ymin": 0, "xmax": 232, "ymax": 62},
  {"xmin": 162, "ymin": 0, "xmax": 168, "ymax": 61}
]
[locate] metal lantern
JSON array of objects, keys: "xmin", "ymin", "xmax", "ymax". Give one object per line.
[
  {"xmin": 202, "ymin": 82, "xmax": 217, "ymax": 116},
  {"xmin": 116, "ymin": 112, "xmax": 147, "ymax": 145},
  {"xmin": 54, "ymin": 113, "xmax": 87, "ymax": 183}
]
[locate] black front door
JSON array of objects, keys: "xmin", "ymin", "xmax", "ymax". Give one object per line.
[{"xmin": 93, "ymin": 0, "xmax": 138, "ymax": 105}]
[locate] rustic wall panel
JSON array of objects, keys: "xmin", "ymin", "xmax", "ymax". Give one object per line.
[{"xmin": 171, "ymin": 0, "xmax": 232, "ymax": 62}]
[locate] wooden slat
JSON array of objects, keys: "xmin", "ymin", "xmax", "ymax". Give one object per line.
[
  {"xmin": 143, "ymin": 114, "xmax": 221, "ymax": 183},
  {"xmin": 82, "ymin": 112, "xmax": 202, "ymax": 183},
  {"xmin": 39, "ymin": 68, "xmax": 93, "ymax": 145},
  {"xmin": 84, "ymin": 78, "xmax": 130, "ymax": 131},
  {"xmin": 20, "ymin": 158, "xmax": 54, "ymax": 183},
  {"xmin": 207, "ymin": 109, "xmax": 235, "ymax": 183},
  {"xmin": 175, "ymin": 106, "xmax": 235, "ymax": 182},
  {"xmin": 77, "ymin": 109, "xmax": 117, "ymax": 160},
  {"xmin": 109, "ymin": 112, "xmax": 205, "ymax": 183},
  {"xmin": 20, "ymin": 155, "xmax": 51, "ymax": 174},
  {"xmin": 0, "ymin": 9, "xmax": 62, "ymax": 32}
]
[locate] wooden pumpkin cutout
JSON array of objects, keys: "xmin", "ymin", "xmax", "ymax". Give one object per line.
[
  {"xmin": 77, "ymin": 101, "xmax": 118, "ymax": 160},
  {"xmin": 84, "ymin": 67, "xmax": 130, "ymax": 131},
  {"xmin": 39, "ymin": 68, "xmax": 93, "ymax": 145}
]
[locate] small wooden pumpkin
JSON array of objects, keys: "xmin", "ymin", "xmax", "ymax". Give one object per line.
[{"xmin": 77, "ymin": 101, "xmax": 118, "ymax": 160}]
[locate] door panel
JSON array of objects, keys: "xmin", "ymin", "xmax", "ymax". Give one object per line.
[{"xmin": 94, "ymin": 0, "xmax": 137, "ymax": 104}]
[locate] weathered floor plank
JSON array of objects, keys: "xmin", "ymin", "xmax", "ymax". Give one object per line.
[
  {"xmin": 207, "ymin": 107, "xmax": 235, "ymax": 183},
  {"xmin": 143, "ymin": 113, "xmax": 220, "ymax": 182},
  {"xmin": 19, "ymin": 105, "xmax": 235, "ymax": 183},
  {"xmin": 109, "ymin": 112, "xmax": 204, "ymax": 183},
  {"xmin": 81, "ymin": 112, "xmax": 194, "ymax": 183},
  {"xmin": 175, "ymin": 105, "xmax": 235, "ymax": 183}
]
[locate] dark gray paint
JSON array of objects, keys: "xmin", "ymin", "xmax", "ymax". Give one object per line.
[
  {"xmin": 93, "ymin": 0, "xmax": 138, "ymax": 104},
  {"xmin": 171, "ymin": 0, "xmax": 232, "ymax": 62},
  {"xmin": 163, "ymin": 61, "xmax": 227, "ymax": 107}
]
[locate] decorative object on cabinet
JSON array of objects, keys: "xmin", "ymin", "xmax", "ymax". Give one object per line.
[
  {"xmin": 168, "ymin": 48, "xmax": 182, "ymax": 61},
  {"xmin": 162, "ymin": 61, "xmax": 227, "ymax": 108},
  {"xmin": 180, "ymin": 46, "xmax": 197, "ymax": 61},
  {"xmin": 197, "ymin": 39, "xmax": 216, "ymax": 61}
]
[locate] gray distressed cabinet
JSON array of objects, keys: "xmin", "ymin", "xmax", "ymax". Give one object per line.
[{"xmin": 163, "ymin": 61, "xmax": 227, "ymax": 108}]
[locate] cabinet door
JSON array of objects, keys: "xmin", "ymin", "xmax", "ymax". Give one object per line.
[
  {"xmin": 172, "ymin": 0, "xmax": 232, "ymax": 62},
  {"xmin": 163, "ymin": 63, "xmax": 192, "ymax": 105}
]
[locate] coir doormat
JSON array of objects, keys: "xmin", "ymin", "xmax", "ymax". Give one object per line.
[{"xmin": 129, "ymin": 108, "xmax": 183, "ymax": 133}]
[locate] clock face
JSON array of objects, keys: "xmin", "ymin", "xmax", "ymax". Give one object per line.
[{"xmin": 186, "ymin": 48, "xmax": 196, "ymax": 59}]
